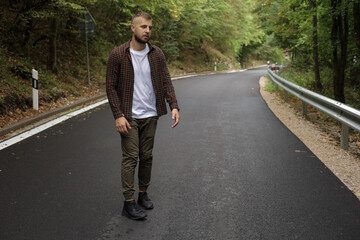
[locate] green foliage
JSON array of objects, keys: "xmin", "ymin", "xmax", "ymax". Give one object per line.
[
  {"xmin": 0, "ymin": 71, "xmax": 32, "ymax": 114},
  {"xmin": 256, "ymin": 0, "xmax": 360, "ymax": 104},
  {"xmin": 278, "ymin": 68, "xmax": 315, "ymax": 89},
  {"xmin": 278, "ymin": 65, "xmax": 360, "ymax": 109},
  {"xmin": 265, "ymin": 79, "xmax": 277, "ymax": 93},
  {"xmin": 149, "ymin": 5, "xmax": 180, "ymax": 61},
  {"xmin": 255, "ymin": 35, "xmax": 286, "ymax": 63},
  {"xmin": 237, "ymin": 34, "xmax": 285, "ymax": 65},
  {"xmin": 1, "ymin": 0, "xmax": 265, "ymax": 67}
]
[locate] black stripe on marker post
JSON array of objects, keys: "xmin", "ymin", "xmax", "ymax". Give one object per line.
[{"xmin": 32, "ymin": 78, "xmax": 38, "ymax": 90}]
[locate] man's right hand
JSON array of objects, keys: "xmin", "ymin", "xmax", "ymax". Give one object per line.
[{"xmin": 115, "ymin": 117, "xmax": 131, "ymax": 135}]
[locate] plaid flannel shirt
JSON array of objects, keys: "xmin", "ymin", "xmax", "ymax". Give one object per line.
[{"xmin": 106, "ymin": 41, "xmax": 179, "ymax": 119}]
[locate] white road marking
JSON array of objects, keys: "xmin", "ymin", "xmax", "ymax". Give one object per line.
[
  {"xmin": 227, "ymin": 70, "xmax": 247, "ymax": 73},
  {"xmin": 0, "ymin": 99, "xmax": 108, "ymax": 150},
  {"xmin": 172, "ymin": 75, "xmax": 198, "ymax": 80}
]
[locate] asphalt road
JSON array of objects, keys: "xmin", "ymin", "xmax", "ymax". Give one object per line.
[{"xmin": 1, "ymin": 67, "xmax": 360, "ymax": 240}]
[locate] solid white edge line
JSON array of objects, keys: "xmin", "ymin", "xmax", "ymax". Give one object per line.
[
  {"xmin": 172, "ymin": 70, "xmax": 249, "ymax": 80},
  {"xmin": 0, "ymin": 99, "xmax": 108, "ymax": 150},
  {"xmin": 172, "ymin": 75, "xmax": 197, "ymax": 80},
  {"xmin": 227, "ymin": 69, "xmax": 247, "ymax": 73}
]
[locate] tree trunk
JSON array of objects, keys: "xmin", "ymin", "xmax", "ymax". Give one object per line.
[
  {"xmin": 338, "ymin": 0, "xmax": 348, "ymax": 103},
  {"xmin": 23, "ymin": 18, "xmax": 32, "ymax": 47},
  {"xmin": 331, "ymin": 0, "xmax": 347, "ymax": 103},
  {"xmin": 310, "ymin": 0, "xmax": 322, "ymax": 91},
  {"xmin": 354, "ymin": 1, "xmax": 360, "ymax": 53},
  {"xmin": 331, "ymin": 0, "xmax": 339, "ymax": 101},
  {"xmin": 49, "ymin": 17, "xmax": 58, "ymax": 73}
]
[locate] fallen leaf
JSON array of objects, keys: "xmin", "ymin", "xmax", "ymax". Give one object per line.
[{"xmin": 295, "ymin": 150, "xmax": 305, "ymax": 153}]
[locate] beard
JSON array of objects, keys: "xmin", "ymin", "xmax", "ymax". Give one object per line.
[{"xmin": 134, "ymin": 33, "xmax": 149, "ymax": 44}]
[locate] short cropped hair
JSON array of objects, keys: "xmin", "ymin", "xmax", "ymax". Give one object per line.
[{"xmin": 131, "ymin": 12, "xmax": 152, "ymax": 23}]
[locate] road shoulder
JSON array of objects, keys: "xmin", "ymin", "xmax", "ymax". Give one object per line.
[{"xmin": 259, "ymin": 76, "xmax": 360, "ymax": 200}]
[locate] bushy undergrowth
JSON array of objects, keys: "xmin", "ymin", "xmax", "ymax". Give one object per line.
[
  {"xmin": 0, "ymin": 37, "xmax": 111, "ymax": 115},
  {"xmin": 265, "ymin": 79, "xmax": 279, "ymax": 93},
  {"xmin": 277, "ymin": 66, "xmax": 360, "ymax": 109}
]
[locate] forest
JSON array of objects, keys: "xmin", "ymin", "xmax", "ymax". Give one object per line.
[{"xmin": 0, "ymin": 0, "xmax": 359, "ymax": 116}]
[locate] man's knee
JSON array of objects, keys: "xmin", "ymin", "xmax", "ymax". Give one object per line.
[{"xmin": 139, "ymin": 150, "xmax": 153, "ymax": 163}]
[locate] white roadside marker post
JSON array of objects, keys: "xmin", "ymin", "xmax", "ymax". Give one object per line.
[{"xmin": 32, "ymin": 69, "xmax": 39, "ymax": 110}]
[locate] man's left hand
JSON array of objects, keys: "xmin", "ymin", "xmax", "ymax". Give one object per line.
[{"xmin": 171, "ymin": 109, "xmax": 180, "ymax": 128}]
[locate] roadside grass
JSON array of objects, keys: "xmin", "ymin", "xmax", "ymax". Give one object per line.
[
  {"xmin": 277, "ymin": 66, "xmax": 360, "ymax": 110},
  {"xmin": 265, "ymin": 79, "xmax": 279, "ymax": 93}
]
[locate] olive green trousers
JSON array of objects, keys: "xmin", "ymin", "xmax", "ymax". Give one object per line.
[{"xmin": 120, "ymin": 117, "xmax": 158, "ymax": 200}]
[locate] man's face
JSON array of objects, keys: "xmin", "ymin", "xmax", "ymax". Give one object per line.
[{"xmin": 131, "ymin": 17, "xmax": 152, "ymax": 44}]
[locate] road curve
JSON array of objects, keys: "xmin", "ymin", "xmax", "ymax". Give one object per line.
[{"xmin": 0, "ymin": 67, "xmax": 359, "ymax": 240}]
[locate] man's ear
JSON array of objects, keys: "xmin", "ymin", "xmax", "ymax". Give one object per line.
[{"xmin": 131, "ymin": 24, "xmax": 135, "ymax": 32}]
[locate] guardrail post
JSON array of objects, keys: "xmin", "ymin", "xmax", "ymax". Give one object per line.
[
  {"xmin": 302, "ymin": 101, "xmax": 308, "ymax": 117},
  {"xmin": 284, "ymin": 91, "xmax": 288, "ymax": 102},
  {"xmin": 341, "ymin": 124, "xmax": 349, "ymax": 150}
]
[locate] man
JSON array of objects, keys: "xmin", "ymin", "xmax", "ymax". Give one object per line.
[{"xmin": 106, "ymin": 12, "xmax": 180, "ymax": 220}]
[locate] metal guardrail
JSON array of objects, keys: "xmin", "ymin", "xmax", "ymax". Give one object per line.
[{"xmin": 267, "ymin": 68, "xmax": 360, "ymax": 150}]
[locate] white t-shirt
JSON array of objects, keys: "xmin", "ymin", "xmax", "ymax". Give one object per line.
[{"xmin": 130, "ymin": 44, "xmax": 157, "ymax": 119}]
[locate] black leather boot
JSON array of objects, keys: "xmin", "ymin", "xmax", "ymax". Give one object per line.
[
  {"xmin": 122, "ymin": 200, "xmax": 147, "ymax": 220},
  {"xmin": 138, "ymin": 192, "xmax": 154, "ymax": 209}
]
